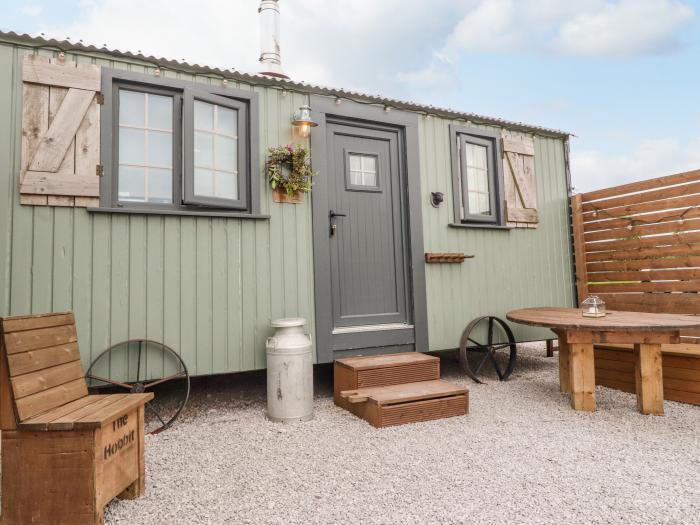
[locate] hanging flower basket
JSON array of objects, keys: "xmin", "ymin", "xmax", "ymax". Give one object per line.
[{"xmin": 266, "ymin": 144, "xmax": 316, "ymax": 204}]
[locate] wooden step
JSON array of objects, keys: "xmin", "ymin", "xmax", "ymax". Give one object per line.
[
  {"xmin": 338, "ymin": 379, "xmax": 469, "ymax": 428},
  {"xmin": 334, "ymin": 352, "xmax": 440, "ymax": 411}
]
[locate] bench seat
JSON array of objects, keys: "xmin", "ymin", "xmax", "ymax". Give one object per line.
[{"xmin": 20, "ymin": 392, "xmax": 153, "ymax": 431}]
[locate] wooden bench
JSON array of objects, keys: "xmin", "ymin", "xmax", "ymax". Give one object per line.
[
  {"xmin": 0, "ymin": 312, "xmax": 153, "ymax": 525},
  {"xmin": 595, "ymin": 343, "xmax": 700, "ymax": 406}
]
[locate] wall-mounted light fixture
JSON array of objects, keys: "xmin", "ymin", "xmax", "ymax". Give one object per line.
[
  {"xmin": 430, "ymin": 191, "xmax": 444, "ymax": 208},
  {"xmin": 292, "ymin": 104, "xmax": 318, "ymax": 138}
]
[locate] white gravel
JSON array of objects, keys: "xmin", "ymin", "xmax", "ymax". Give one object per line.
[{"xmin": 105, "ymin": 343, "xmax": 700, "ymax": 525}]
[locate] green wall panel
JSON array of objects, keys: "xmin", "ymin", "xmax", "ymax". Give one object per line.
[
  {"xmin": 418, "ymin": 117, "xmax": 574, "ymax": 349},
  {"xmin": 0, "ymin": 42, "xmax": 316, "ymax": 377}
]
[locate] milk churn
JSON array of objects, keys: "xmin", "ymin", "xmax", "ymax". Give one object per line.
[{"xmin": 266, "ymin": 318, "xmax": 313, "ymax": 422}]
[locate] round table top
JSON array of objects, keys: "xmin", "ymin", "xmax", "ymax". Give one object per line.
[{"xmin": 506, "ymin": 307, "xmax": 700, "ymax": 332}]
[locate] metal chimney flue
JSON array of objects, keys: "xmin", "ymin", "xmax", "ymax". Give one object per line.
[{"xmin": 258, "ymin": 0, "xmax": 288, "ymax": 79}]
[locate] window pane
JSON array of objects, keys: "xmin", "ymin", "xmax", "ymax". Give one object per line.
[
  {"xmin": 214, "ymin": 171, "xmax": 238, "ymax": 200},
  {"xmin": 215, "ymin": 135, "xmax": 237, "ymax": 172},
  {"xmin": 148, "ymin": 94, "xmax": 172, "ymax": 130},
  {"xmin": 194, "ymin": 131, "xmax": 214, "ymax": 168},
  {"xmin": 464, "ymin": 141, "xmax": 491, "ymax": 215},
  {"xmin": 217, "ymin": 107, "xmax": 237, "ymax": 136},
  {"xmin": 118, "ymin": 166, "xmax": 146, "ymax": 202},
  {"xmin": 363, "ymin": 171, "xmax": 377, "ymax": 187},
  {"xmin": 361, "ymin": 156, "xmax": 377, "ymax": 173},
  {"xmin": 194, "ymin": 168, "xmax": 214, "ymax": 196},
  {"xmin": 119, "ymin": 128, "xmax": 145, "ymax": 165},
  {"xmin": 148, "ymin": 131, "xmax": 172, "ymax": 168},
  {"xmin": 466, "ymin": 143, "xmax": 487, "ymax": 170},
  {"xmin": 119, "ymin": 90, "xmax": 145, "ymax": 127},
  {"xmin": 349, "ymin": 154, "xmax": 361, "ymax": 171},
  {"xmin": 148, "ymin": 168, "xmax": 172, "ymax": 203},
  {"xmin": 194, "ymin": 100, "xmax": 214, "ymax": 130},
  {"xmin": 349, "ymin": 170, "xmax": 362, "ymax": 185}
]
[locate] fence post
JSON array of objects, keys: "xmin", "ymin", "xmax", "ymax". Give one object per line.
[{"xmin": 571, "ymin": 193, "xmax": 589, "ymax": 305}]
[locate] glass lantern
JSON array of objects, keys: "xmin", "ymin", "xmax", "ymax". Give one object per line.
[{"xmin": 581, "ymin": 295, "xmax": 606, "ymax": 318}]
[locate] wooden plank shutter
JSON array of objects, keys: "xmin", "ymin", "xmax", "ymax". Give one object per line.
[
  {"xmin": 20, "ymin": 54, "xmax": 101, "ymax": 207},
  {"xmin": 502, "ymin": 133, "xmax": 538, "ymax": 228}
]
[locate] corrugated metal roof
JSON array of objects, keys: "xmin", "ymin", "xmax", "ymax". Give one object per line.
[{"xmin": 0, "ymin": 30, "xmax": 571, "ymax": 138}]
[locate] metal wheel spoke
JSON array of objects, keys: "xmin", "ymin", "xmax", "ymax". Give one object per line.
[
  {"xmin": 488, "ymin": 351, "xmax": 506, "ymax": 380},
  {"xmin": 473, "ymin": 352, "xmax": 492, "ymax": 375},
  {"xmin": 85, "ymin": 374, "xmax": 133, "ymax": 390},
  {"xmin": 467, "ymin": 337, "xmax": 485, "ymax": 348},
  {"xmin": 143, "ymin": 371, "xmax": 186, "ymax": 389},
  {"xmin": 146, "ymin": 402, "xmax": 166, "ymax": 426}
]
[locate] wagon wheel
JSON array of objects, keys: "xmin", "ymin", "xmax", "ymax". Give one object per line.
[
  {"xmin": 459, "ymin": 316, "xmax": 517, "ymax": 383},
  {"xmin": 85, "ymin": 339, "xmax": 190, "ymax": 434}
]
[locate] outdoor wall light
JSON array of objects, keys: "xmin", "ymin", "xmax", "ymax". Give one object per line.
[
  {"xmin": 292, "ymin": 105, "xmax": 317, "ymax": 138},
  {"xmin": 431, "ymin": 191, "xmax": 444, "ymax": 208}
]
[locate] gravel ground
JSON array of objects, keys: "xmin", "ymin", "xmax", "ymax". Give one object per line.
[{"xmin": 106, "ymin": 343, "xmax": 700, "ymax": 525}]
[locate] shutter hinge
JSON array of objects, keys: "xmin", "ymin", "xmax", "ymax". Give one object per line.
[
  {"xmin": 95, "ymin": 92, "xmax": 104, "ymax": 105},
  {"xmin": 96, "ymin": 164, "xmax": 104, "ymax": 177}
]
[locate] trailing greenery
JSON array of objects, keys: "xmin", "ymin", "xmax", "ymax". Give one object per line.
[{"xmin": 266, "ymin": 144, "xmax": 316, "ymax": 197}]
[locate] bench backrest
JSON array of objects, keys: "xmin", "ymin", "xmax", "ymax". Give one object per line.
[{"xmin": 0, "ymin": 312, "xmax": 87, "ymax": 430}]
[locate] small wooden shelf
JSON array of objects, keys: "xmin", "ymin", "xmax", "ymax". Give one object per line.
[{"xmin": 424, "ymin": 252, "xmax": 473, "ymax": 264}]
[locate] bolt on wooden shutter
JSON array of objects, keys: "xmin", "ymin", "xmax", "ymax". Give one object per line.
[
  {"xmin": 502, "ymin": 132, "xmax": 538, "ymax": 228},
  {"xmin": 20, "ymin": 54, "xmax": 101, "ymax": 207}
]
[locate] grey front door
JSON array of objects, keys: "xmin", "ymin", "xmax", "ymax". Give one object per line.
[{"xmin": 313, "ymin": 117, "xmax": 414, "ymax": 359}]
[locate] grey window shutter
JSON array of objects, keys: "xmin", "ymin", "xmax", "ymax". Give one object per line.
[
  {"xmin": 20, "ymin": 54, "xmax": 101, "ymax": 207},
  {"xmin": 502, "ymin": 132, "xmax": 538, "ymax": 228}
]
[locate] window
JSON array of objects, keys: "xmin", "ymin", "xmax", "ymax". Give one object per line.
[
  {"xmin": 449, "ymin": 125, "xmax": 504, "ymax": 226},
  {"xmin": 346, "ymin": 152, "xmax": 381, "ymax": 192},
  {"xmin": 101, "ymin": 70, "xmax": 260, "ymax": 216}
]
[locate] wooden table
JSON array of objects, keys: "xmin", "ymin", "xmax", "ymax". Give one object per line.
[{"xmin": 506, "ymin": 308, "xmax": 700, "ymax": 415}]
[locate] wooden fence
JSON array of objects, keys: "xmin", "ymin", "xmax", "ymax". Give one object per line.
[{"xmin": 571, "ymin": 168, "xmax": 700, "ymax": 342}]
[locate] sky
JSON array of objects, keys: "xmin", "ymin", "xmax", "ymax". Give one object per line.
[{"xmin": 2, "ymin": 0, "xmax": 699, "ymax": 192}]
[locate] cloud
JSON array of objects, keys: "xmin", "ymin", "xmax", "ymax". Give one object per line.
[
  {"xmin": 570, "ymin": 136, "xmax": 700, "ymax": 193},
  {"xmin": 557, "ymin": 0, "xmax": 694, "ymax": 57}
]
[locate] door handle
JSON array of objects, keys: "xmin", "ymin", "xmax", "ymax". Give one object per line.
[{"xmin": 329, "ymin": 210, "xmax": 347, "ymax": 237}]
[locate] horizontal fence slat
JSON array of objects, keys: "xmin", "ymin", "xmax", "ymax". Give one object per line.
[
  {"xmin": 587, "ymin": 256, "xmax": 700, "ymax": 273},
  {"xmin": 581, "ymin": 180, "xmax": 700, "ymax": 213},
  {"xmin": 587, "ymin": 268, "xmax": 700, "ymax": 282},
  {"xmin": 585, "ymin": 231, "xmax": 700, "ymax": 254},
  {"xmin": 585, "ymin": 244, "xmax": 700, "ymax": 263},
  {"xmin": 583, "ymin": 207, "xmax": 700, "ymax": 233},
  {"xmin": 582, "ymin": 193, "xmax": 700, "ymax": 223},
  {"xmin": 601, "ymin": 293, "xmax": 700, "ymax": 314},
  {"xmin": 581, "ymin": 169, "xmax": 700, "ymax": 203},
  {"xmin": 584, "ymin": 217, "xmax": 700, "ymax": 243},
  {"xmin": 589, "ymin": 281, "xmax": 700, "ymax": 294}
]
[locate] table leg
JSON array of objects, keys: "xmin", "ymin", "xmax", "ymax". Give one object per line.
[
  {"xmin": 557, "ymin": 335, "xmax": 570, "ymax": 393},
  {"xmin": 568, "ymin": 343, "xmax": 596, "ymax": 411},
  {"xmin": 634, "ymin": 343, "xmax": 664, "ymax": 415}
]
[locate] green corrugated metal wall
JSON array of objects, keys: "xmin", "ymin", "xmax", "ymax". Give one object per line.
[
  {"xmin": 0, "ymin": 42, "xmax": 315, "ymax": 377},
  {"xmin": 0, "ymin": 38, "xmax": 574, "ymax": 377},
  {"xmin": 419, "ymin": 118, "xmax": 574, "ymax": 348}
]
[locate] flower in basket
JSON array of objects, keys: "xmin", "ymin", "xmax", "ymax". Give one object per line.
[{"xmin": 266, "ymin": 144, "xmax": 316, "ymax": 198}]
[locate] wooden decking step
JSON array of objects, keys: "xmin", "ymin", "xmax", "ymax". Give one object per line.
[
  {"xmin": 334, "ymin": 352, "xmax": 440, "ymax": 410},
  {"xmin": 338, "ymin": 379, "xmax": 469, "ymax": 428}
]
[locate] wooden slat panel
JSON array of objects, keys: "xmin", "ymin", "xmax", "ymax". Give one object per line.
[
  {"xmin": 589, "ymin": 281, "xmax": 700, "ymax": 294},
  {"xmin": 3, "ymin": 323, "xmax": 77, "ymax": 354},
  {"xmin": 502, "ymin": 136, "xmax": 535, "ymax": 156},
  {"xmin": 18, "ymin": 395, "xmax": 107, "ymax": 431},
  {"xmin": 601, "ymin": 294, "xmax": 700, "ymax": 314},
  {"xmin": 20, "ymin": 170, "xmax": 100, "ymax": 197},
  {"xmin": 587, "ymin": 268, "xmax": 700, "ymax": 282},
  {"xmin": 10, "ymin": 360, "xmax": 85, "ymax": 399},
  {"xmin": 571, "ymin": 194, "xmax": 588, "ymax": 304},
  {"xmin": 582, "ymin": 180, "xmax": 700, "ymax": 213},
  {"xmin": 14, "ymin": 377, "xmax": 88, "ymax": 421},
  {"xmin": 582, "ymin": 206, "xmax": 700, "ymax": 233},
  {"xmin": 582, "ymin": 193, "xmax": 700, "ymax": 223},
  {"xmin": 585, "ymin": 243, "xmax": 700, "ymax": 263},
  {"xmin": 506, "ymin": 206, "xmax": 538, "ymax": 223},
  {"xmin": 585, "ymin": 231, "xmax": 700, "ymax": 254},
  {"xmin": 7, "ymin": 342, "xmax": 80, "ymax": 376},
  {"xmin": 584, "ymin": 217, "xmax": 700, "ymax": 243},
  {"xmin": 23, "ymin": 55, "xmax": 101, "ymax": 91},
  {"xmin": 72, "ymin": 393, "xmax": 153, "ymax": 429},
  {"xmin": 1, "ymin": 312, "xmax": 74, "ymax": 333},
  {"xmin": 581, "ymin": 168, "xmax": 700, "ymax": 203},
  {"xmin": 587, "ymin": 256, "xmax": 700, "ymax": 273},
  {"xmin": 48, "ymin": 394, "xmax": 127, "ymax": 430}
]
